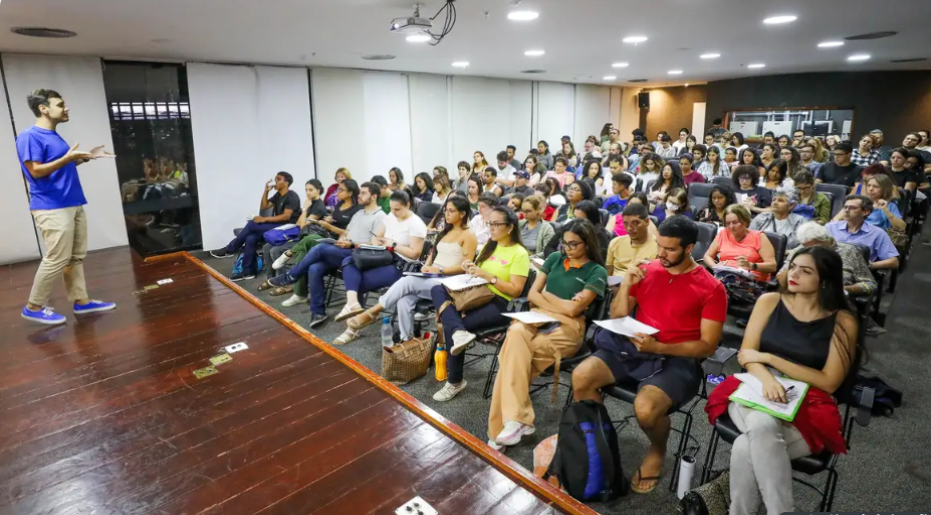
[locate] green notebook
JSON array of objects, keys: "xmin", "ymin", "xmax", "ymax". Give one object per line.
[{"xmin": 728, "ymin": 373, "xmax": 809, "ymax": 422}]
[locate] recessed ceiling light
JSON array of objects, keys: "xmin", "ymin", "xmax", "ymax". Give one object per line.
[
  {"xmin": 603, "ymin": 76, "xmax": 617, "ymax": 81},
  {"xmin": 847, "ymin": 54, "xmax": 871, "ymax": 62},
  {"xmin": 10, "ymin": 27, "xmax": 77, "ymax": 38},
  {"xmin": 763, "ymin": 15, "xmax": 797, "ymax": 24},
  {"xmin": 362, "ymin": 54, "xmax": 396, "ymax": 61},
  {"xmin": 507, "ymin": 10, "xmax": 539, "ymax": 21},
  {"xmin": 700, "ymin": 53, "xmax": 721, "ymax": 59},
  {"xmin": 452, "ymin": 61, "xmax": 470, "ymax": 68},
  {"xmin": 622, "ymin": 36, "xmax": 648, "ymax": 44},
  {"xmin": 668, "ymin": 70, "xmax": 683, "ymax": 75},
  {"xmin": 612, "ymin": 62, "xmax": 629, "ymax": 68},
  {"xmin": 748, "ymin": 63, "xmax": 766, "ymax": 69},
  {"xmin": 406, "ymin": 34, "xmax": 431, "ymax": 43},
  {"xmin": 524, "ymin": 49, "xmax": 545, "ymax": 57},
  {"xmin": 818, "ymin": 41, "xmax": 844, "ymax": 48}
]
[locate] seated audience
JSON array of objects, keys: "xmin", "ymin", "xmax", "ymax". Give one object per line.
[
  {"xmin": 581, "ymin": 159, "xmax": 608, "ymax": 195},
  {"xmin": 526, "ymin": 155, "xmax": 547, "ymax": 185},
  {"xmin": 266, "ymin": 183, "xmax": 388, "ymax": 326},
  {"xmin": 703, "ymin": 204, "xmax": 777, "ymax": 283},
  {"xmin": 572, "ymin": 216, "xmax": 727, "ymax": 494},
  {"xmin": 472, "ymin": 151, "xmax": 490, "ymax": 177},
  {"xmin": 648, "ymin": 161, "xmax": 686, "ymax": 205},
  {"xmin": 371, "ymin": 175, "xmax": 392, "ymax": 213},
  {"xmin": 431, "ymin": 206, "xmax": 530, "ymax": 401},
  {"xmin": 388, "ymin": 167, "xmax": 405, "ymax": 192},
  {"xmin": 488, "ymin": 219, "xmax": 607, "ymax": 450},
  {"xmin": 496, "ymin": 150, "xmax": 518, "ymax": 188},
  {"xmin": 607, "ymin": 192, "xmax": 658, "ymax": 238},
  {"xmin": 798, "ymin": 142, "xmax": 823, "ymax": 176},
  {"xmin": 652, "ymin": 187, "xmax": 690, "ymax": 223},
  {"xmin": 679, "ymin": 154, "xmax": 707, "ymax": 186},
  {"xmin": 777, "ymin": 222, "xmax": 876, "ymax": 298},
  {"xmin": 518, "ymin": 196, "xmax": 555, "ymax": 258},
  {"xmin": 455, "ymin": 161, "xmax": 471, "ymax": 194},
  {"xmin": 761, "ymin": 159, "xmax": 794, "ymax": 191},
  {"xmin": 466, "ymin": 174, "xmax": 482, "ymax": 212},
  {"xmin": 339, "ymin": 196, "xmax": 476, "ymax": 343},
  {"xmin": 793, "ymin": 171, "xmax": 830, "ymax": 224},
  {"xmin": 506, "ymin": 145, "xmax": 523, "ymax": 171},
  {"xmin": 470, "ymin": 192, "xmax": 499, "ymax": 247},
  {"xmin": 324, "ymin": 168, "xmax": 351, "ymax": 208},
  {"xmin": 636, "ymin": 154, "xmax": 664, "ymax": 190},
  {"xmin": 510, "ymin": 170, "xmax": 535, "ymax": 198},
  {"xmin": 413, "ymin": 172, "xmax": 435, "ymax": 203},
  {"xmin": 732, "ymin": 164, "xmax": 773, "ymax": 214},
  {"xmin": 606, "ymin": 203, "xmax": 658, "ymax": 276},
  {"xmin": 544, "ymin": 200, "xmax": 609, "ymax": 260},
  {"xmin": 759, "ymin": 143, "xmax": 778, "ymax": 176},
  {"xmin": 826, "ymin": 195, "xmax": 899, "ymax": 269},
  {"xmin": 428, "ymin": 191, "xmax": 463, "ymax": 232},
  {"xmin": 507, "ymin": 194, "xmax": 525, "ymax": 216},
  {"xmin": 705, "ymin": 246, "xmax": 858, "ymax": 515},
  {"xmin": 432, "ymin": 173, "xmax": 453, "ymax": 204},
  {"xmin": 655, "ymin": 134, "xmax": 677, "ymax": 159},
  {"xmin": 749, "ymin": 186, "xmax": 806, "ymax": 249},
  {"xmin": 855, "ymin": 174, "xmax": 906, "ymax": 231},
  {"xmin": 536, "ymin": 141, "xmax": 555, "ymax": 170},
  {"xmin": 689, "ymin": 143, "xmax": 706, "ymax": 165},
  {"xmin": 697, "ymin": 184, "xmax": 737, "ymax": 226},
  {"xmin": 780, "ymin": 146, "xmax": 806, "ymax": 181},
  {"xmin": 553, "ymin": 180, "xmax": 594, "ymax": 223},
  {"xmin": 740, "ymin": 147, "xmax": 763, "ymax": 176},
  {"xmin": 698, "ymin": 145, "xmax": 729, "ymax": 180},
  {"xmin": 602, "ymin": 172, "xmax": 634, "ymax": 217},
  {"xmin": 210, "ymin": 172, "xmax": 301, "ymax": 281},
  {"xmin": 483, "ymin": 167, "xmax": 505, "ymax": 196},
  {"xmin": 260, "ymin": 178, "xmax": 327, "ymax": 288},
  {"xmin": 888, "ymin": 147, "xmax": 920, "ymax": 191},
  {"xmin": 546, "ymin": 156, "xmax": 575, "ymax": 189},
  {"xmin": 816, "ymin": 141, "xmax": 863, "ymax": 187},
  {"xmin": 851, "ymin": 134, "xmax": 881, "ymax": 167}
]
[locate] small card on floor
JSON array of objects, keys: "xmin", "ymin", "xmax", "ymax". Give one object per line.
[
  {"xmin": 144, "ymin": 285, "xmax": 159, "ymax": 290},
  {"xmin": 193, "ymin": 365, "xmax": 218, "ymax": 379},
  {"xmin": 225, "ymin": 342, "xmax": 248, "ymax": 354},
  {"xmin": 157, "ymin": 278, "xmax": 174, "ymax": 285},
  {"xmin": 210, "ymin": 353, "xmax": 233, "ymax": 366}
]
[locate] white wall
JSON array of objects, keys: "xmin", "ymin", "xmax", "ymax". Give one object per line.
[
  {"xmin": 508, "ymin": 81, "xmax": 534, "ymax": 156},
  {"xmin": 188, "ymin": 63, "xmax": 314, "ymax": 250},
  {"xmin": 0, "ymin": 77, "xmax": 40, "ymax": 265},
  {"xmin": 312, "ymin": 68, "xmax": 413, "ymax": 186},
  {"xmin": 3, "ymin": 54, "xmax": 127, "ymax": 253},
  {"xmin": 574, "ymin": 85, "xmax": 611, "ymax": 145},
  {"xmin": 409, "ymin": 73, "xmax": 451, "ymax": 175},
  {"xmin": 535, "ymin": 82, "xmax": 576, "ymax": 153}
]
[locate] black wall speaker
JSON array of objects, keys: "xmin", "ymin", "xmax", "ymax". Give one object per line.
[{"xmin": 638, "ymin": 91, "xmax": 650, "ymax": 109}]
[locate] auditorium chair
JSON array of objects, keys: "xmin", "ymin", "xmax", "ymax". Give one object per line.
[
  {"xmin": 699, "ymin": 296, "xmax": 875, "ymax": 511},
  {"xmin": 687, "ymin": 183, "xmax": 715, "ymax": 216},
  {"xmin": 815, "ymin": 183, "xmax": 847, "ymax": 219},
  {"xmin": 415, "ymin": 201, "xmax": 441, "ymax": 226},
  {"xmin": 692, "ymin": 222, "xmax": 718, "ymax": 263},
  {"xmin": 712, "ymin": 176, "xmax": 732, "ymax": 188}
]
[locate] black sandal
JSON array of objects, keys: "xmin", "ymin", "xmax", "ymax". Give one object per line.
[{"xmin": 630, "ymin": 466, "xmax": 662, "ymax": 494}]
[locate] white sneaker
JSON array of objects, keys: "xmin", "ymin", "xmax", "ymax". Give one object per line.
[
  {"xmin": 450, "ymin": 330, "xmax": 477, "ymax": 356},
  {"xmin": 495, "ymin": 420, "xmax": 535, "ymax": 446},
  {"xmin": 487, "ymin": 439, "xmax": 506, "ymax": 452},
  {"xmin": 281, "ymin": 294, "xmax": 307, "ymax": 307},
  {"xmin": 272, "ymin": 252, "xmax": 292, "ymax": 270},
  {"xmin": 432, "ymin": 380, "xmax": 467, "ymax": 402}
]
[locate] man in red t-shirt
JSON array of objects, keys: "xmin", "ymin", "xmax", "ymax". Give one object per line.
[{"xmin": 572, "ymin": 216, "xmax": 727, "ymax": 494}]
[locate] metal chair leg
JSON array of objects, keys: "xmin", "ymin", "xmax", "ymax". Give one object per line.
[
  {"xmin": 700, "ymin": 429, "xmax": 720, "ymax": 484},
  {"xmin": 483, "ymin": 344, "xmax": 503, "ymax": 399}
]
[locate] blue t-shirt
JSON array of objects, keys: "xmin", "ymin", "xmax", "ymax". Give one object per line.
[
  {"xmin": 17, "ymin": 125, "xmax": 87, "ymax": 210},
  {"xmin": 865, "ymin": 202, "xmax": 901, "ymax": 230}
]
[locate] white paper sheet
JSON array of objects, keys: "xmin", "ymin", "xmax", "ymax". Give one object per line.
[
  {"xmin": 438, "ymin": 274, "xmax": 489, "ymax": 291},
  {"xmin": 273, "ymin": 223, "xmax": 297, "ymax": 231},
  {"xmin": 593, "ymin": 317, "xmax": 659, "ymax": 337},
  {"xmin": 607, "ymin": 276, "xmax": 623, "ymax": 286},
  {"xmin": 502, "ymin": 312, "xmax": 559, "ymax": 325},
  {"xmin": 732, "ymin": 373, "xmax": 807, "ymax": 417},
  {"xmin": 359, "ymin": 244, "xmax": 387, "ymax": 250}
]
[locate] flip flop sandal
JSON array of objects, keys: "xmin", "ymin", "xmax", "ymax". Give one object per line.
[
  {"xmin": 269, "ymin": 286, "xmax": 293, "ymax": 296},
  {"xmin": 335, "ymin": 304, "xmax": 365, "ymax": 322},
  {"xmin": 347, "ymin": 311, "xmax": 377, "ymax": 330},
  {"xmin": 332, "ymin": 328, "xmax": 361, "ymax": 345},
  {"xmin": 630, "ymin": 466, "xmax": 662, "ymax": 494},
  {"xmin": 257, "ymin": 282, "xmax": 274, "ymax": 292}
]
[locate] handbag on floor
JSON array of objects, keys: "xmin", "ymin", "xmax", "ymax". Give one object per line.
[
  {"xmin": 677, "ymin": 471, "xmax": 730, "ymax": 515},
  {"xmin": 381, "ymin": 336, "xmax": 433, "ymax": 385}
]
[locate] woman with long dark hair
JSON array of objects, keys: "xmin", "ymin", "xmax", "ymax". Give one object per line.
[
  {"xmin": 762, "ymin": 159, "xmax": 793, "ymax": 191},
  {"xmin": 388, "ymin": 167, "xmax": 404, "ymax": 191},
  {"xmin": 430, "ymin": 206, "xmax": 531, "ymax": 401},
  {"xmin": 487, "ymin": 218, "xmax": 607, "ymax": 450},
  {"xmin": 537, "ymin": 140, "xmax": 555, "ymax": 170},
  {"xmin": 339, "ymin": 195, "xmax": 478, "ymax": 343},
  {"xmin": 648, "ymin": 160, "xmax": 686, "ymax": 205},
  {"xmin": 553, "ymin": 179, "xmax": 593, "ymax": 223},
  {"xmin": 471, "ymin": 151, "xmax": 489, "ymax": 176},
  {"xmin": 698, "ymin": 184, "xmax": 738, "ymax": 226},
  {"xmin": 413, "ymin": 172, "xmax": 435, "ymax": 202},
  {"xmin": 466, "ymin": 174, "xmax": 483, "ymax": 212},
  {"xmin": 705, "ymin": 246, "xmax": 860, "ymax": 515},
  {"xmin": 698, "ymin": 145, "xmax": 730, "ymax": 179}
]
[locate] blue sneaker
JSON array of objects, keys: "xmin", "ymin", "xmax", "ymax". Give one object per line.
[
  {"xmin": 268, "ymin": 273, "xmax": 298, "ymax": 288},
  {"xmin": 21, "ymin": 306, "xmax": 67, "ymax": 325},
  {"xmin": 73, "ymin": 300, "xmax": 117, "ymax": 315}
]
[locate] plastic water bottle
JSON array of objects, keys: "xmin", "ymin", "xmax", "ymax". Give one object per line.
[{"xmin": 381, "ymin": 316, "xmax": 393, "ymax": 347}]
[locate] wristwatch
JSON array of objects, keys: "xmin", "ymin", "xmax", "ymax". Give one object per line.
[
  {"xmin": 751, "ymin": 263, "xmax": 758, "ymax": 271},
  {"xmin": 490, "ymin": 276, "xmax": 498, "ymax": 285},
  {"xmin": 437, "ymin": 265, "xmax": 444, "ymax": 274}
]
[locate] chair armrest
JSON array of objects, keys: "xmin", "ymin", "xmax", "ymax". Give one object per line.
[
  {"xmin": 703, "ymin": 347, "xmax": 738, "ymax": 376},
  {"xmin": 506, "ymin": 297, "xmax": 531, "ymax": 312}
]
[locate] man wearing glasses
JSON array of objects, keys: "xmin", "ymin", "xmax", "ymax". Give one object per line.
[{"xmin": 814, "ymin": 141, "xmax": 863, "ymax": 187}]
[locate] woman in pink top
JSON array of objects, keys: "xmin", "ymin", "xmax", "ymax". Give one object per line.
[
  {"xmin": 702, "ymin": 204, "xmax": 777, "ymax": 282},
  {"xmin": 545, "ymin": 156, "xmax": 575, "ymax": 189}
]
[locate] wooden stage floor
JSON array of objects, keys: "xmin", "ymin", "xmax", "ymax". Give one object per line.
[{"xmin": 0, "ymin": 248, "xmax": 593, "ymax": 515}]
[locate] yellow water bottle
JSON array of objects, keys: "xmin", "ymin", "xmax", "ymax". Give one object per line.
[{"xmin": 434, "ymin": 336, "xmax": 448, "ymax": 382}]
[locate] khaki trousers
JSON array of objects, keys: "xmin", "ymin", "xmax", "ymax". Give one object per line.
[
  {"xmin": 29, "ymin": 206, "xmax": 88, "ymax": 306},
  {"xmin": 487, "ymin": 307, "xmax": 584, "ymax": 440}
]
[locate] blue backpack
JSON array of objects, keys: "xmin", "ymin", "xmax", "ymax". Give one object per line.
[
  {"xmin": 231, "ymin": 253, "xmax": 264, "ymax": 276},
  {"xmin": 546, "ymin": 400, "xmax": 628, "ymax": 502},
  {"xmin": 263, "ymin": 224, "xmax": 301, "ymax": 246}
]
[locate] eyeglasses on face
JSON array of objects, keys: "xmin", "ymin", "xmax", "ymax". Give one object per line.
[
  {"xmin": 488, "ymin": 221, "xmax": 510, "ymax": 229},
  {"xmin": 560, "ymin": 240, "xmax": 583, "ymax": 249}
]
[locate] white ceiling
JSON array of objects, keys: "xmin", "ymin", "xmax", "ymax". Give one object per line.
[{"xmin": 0, "ymin": 0, "xmax": 929, "ymax": 87}]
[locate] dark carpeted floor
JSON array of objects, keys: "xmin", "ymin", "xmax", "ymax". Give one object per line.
[{"xmin": 195, "ymin": 228, "xmax": 931, "ymax": 514}]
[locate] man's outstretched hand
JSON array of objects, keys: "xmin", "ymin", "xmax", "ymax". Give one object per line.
[{"xmin": 88, "ymin": 145, "xmax": 116, "ymax": 159}]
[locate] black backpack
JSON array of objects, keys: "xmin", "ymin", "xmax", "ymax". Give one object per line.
[{"xmin": 546, "ymin": 400, "xmax": 628, "ymax": 502}]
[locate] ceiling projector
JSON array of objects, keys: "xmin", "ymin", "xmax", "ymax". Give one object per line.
[{"xmin": 390, "ymin": 15, "xmax": 433, "ymax": 34}]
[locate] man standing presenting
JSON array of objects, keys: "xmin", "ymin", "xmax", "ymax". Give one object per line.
[{"xmin": 18, "ymin": 89, "xmax": 117, "ymax": 325}]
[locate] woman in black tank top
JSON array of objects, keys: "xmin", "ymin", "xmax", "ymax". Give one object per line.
[{"xmin": 726, "ymin": 246, "xmax": 860, "ymax": 515}]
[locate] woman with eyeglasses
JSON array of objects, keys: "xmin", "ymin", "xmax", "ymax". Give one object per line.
[
  {"xmin": 705, "ymin": 246, "xmax": 859, "ymax": 515},
  {"xmin": 731, "ymin": 164, "xmax": 773, "ymax": 214},
  {"xmin": 487, "ymin": 218, "xmax": 607, "ymax": 450},
  {"xmin": 553, "ymin": 179, "xmax": 593, "ymax": 223},
  {"xmin": 792, "ymin": 171, "xmax": 831, "ymax": 225},
  {"xmin": 324, "ymin": 168, "xmax": 352, "ymax": 209},
  {"xmin": 703, "ymin": 204, "xmax": 777, "ymax": 283},
  {"xmin": 518, "ymin": 195, "xmax": 556, "ymax": 258},
  {"xmin": 338, "ymin": 195, "xmax": 477, "ymax": 344},
  {"xmin": 779, "ymin": 146, "xmax": 805, "ymax": 182},
  {"xmin": 431, "ymin": 206, "xmax": 531, "ymax": 402}
]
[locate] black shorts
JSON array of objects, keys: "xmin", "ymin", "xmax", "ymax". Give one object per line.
[{"xmin": 592, "ymin": 349, "xmax": 701, "ymax": 410}]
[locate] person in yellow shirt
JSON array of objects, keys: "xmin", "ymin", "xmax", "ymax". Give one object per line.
[{"xmin": 606, "ymin": 203, "xmax": 658, "ymax": 276}]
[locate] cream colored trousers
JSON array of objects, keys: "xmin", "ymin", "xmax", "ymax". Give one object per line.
[{"xmin": 29, "ymin": 206, "xmax": 88, "ymax": 306}]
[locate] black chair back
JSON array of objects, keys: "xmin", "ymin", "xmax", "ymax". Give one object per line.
[
  {"xmin": 763, "ymin": 231, "xmax": 788, "ymax": 271},
  {"xmin": 816, "ymin": 183, "xmax": 847, "ymax": 218},
  {"xmin": 692, "ymin": 222, "xmax": 717, "ymax": 261},
  {"xmin": 688, "ymin": 182, "xmax": 714, "ymax": 217},
  {"xmin": 635, "ymin": 177, "xmax": 643, "ymax": 192},
  {"xmin": 712, "ymin": 176, "xmax": 732, "ymax": 188},
  {"xmin": 416, "ymin": 201, "xmax": 441, "ymax": 225},
  {"xmin": 645, "ymin": 179, "xmax": 656, "ymax": 192},
  {"xmin": 896, "ymin": 188, "xmax": 913, "ymax": 217},
  {"xmin": 598, "ymin": 209, "xmax": 610, "ymax": 227}
]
